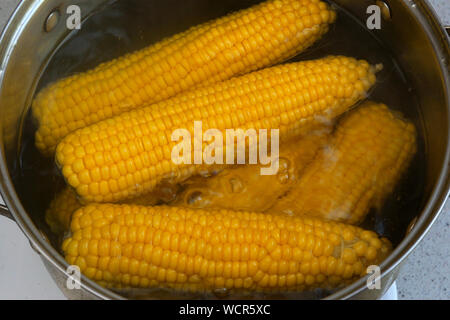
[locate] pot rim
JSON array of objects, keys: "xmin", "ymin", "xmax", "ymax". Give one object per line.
[
  {"xmin": 328, "ymin": 0, "xmax": 450, "ymax": 300},
  {"xmin": 0, "ymin": 0, "xmax": 449, "ymax": 300}
]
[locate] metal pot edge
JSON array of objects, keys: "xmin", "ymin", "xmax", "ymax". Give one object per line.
[{"xmin": 327, "ymin": 0, "xmax": 450, "ymax": 300}]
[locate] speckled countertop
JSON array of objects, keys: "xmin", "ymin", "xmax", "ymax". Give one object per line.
[{"xmin": 0, "ymin": 0, "xmax": 449, "ymax": 300}]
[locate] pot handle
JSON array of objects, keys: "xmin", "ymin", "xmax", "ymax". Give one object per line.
[{"xmin": 0, "ymin": 203, "xmax": 14, "ymax": 221}]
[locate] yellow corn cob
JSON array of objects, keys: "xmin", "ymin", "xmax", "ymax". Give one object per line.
[
  {"xmin": 56, "ymin": 56, "xmax": 379, "ymax": 204},
  {"xmin": 174, "ymin": 129, "xmax": 330, "ymax": 212},
  {"xmin": 62, "ymin": 204, "xmax": 392, "ymax": 292},
  {"xmin": 45, "ymin": 184, "xmax": 179, "ymax": 234},
  {"xmin": 270, "ymin": 101, "xmax": 417, "ymax": 224},
  {"xmin": 45, "ymin": 187, "xmax": 81, "ymax": 234},
  {"xmin": 33, "ymin": 0, "xmax": 337, "ymax": 155}
]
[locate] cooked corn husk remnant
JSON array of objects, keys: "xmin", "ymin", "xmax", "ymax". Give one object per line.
[{"xmin": 174, "ymin": 130, "xmax": 330, "ymax": 212}]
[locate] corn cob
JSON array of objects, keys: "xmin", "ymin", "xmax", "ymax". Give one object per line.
[
  {"xmin": 45, "ymin": 187, "xmax": 81, "ymax": 234},
  {"xmin": 174, "ymin": 129, "xmax": 330, "ymax": 212},
  {"xmin": 46, "ymin": 184, "xmax": 179, "ymax": 234},
  {"xmin": 270, "ymin": 102, "xmax": 417, "ymax": 224},
  {"xmin": 62, "ymin": 204, "xmax": 391, "ymax": 292},
  {"xmin": 33, "ymin": 0, "xmax": 337, "ymax": 155},
  {"xmin": 56, "ymin": 56, "xmax": 379, "ymax": 204}
]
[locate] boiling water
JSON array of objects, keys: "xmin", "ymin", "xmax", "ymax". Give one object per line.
[{"xmin": 16, "ymin": 0, "xmax": 426, "ymax": 299}]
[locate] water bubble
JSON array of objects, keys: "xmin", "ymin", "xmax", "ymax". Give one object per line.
[
  {"xmin": 277, "ymin": 173, "xmax": 290, "ymax": 184},
  {"xmin": 229, "ymin": 177, "xmax": 244, "ymax": 193},
  {"xmin": 277, "ymin": 157, "xmax": 291, "ymax": 184},
  {"xmin": 278, "ymin": 157, "xmax": 291, "ymax": 171},
  {"xmin": 186, "ymin": 191, "xmax": 203, "ymax": 205}
]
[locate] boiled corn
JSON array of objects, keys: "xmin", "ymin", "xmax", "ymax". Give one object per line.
[
  {"xmin": 56, "ymin": 56, "xmax": 379, "ymax": 204},
  {"xmin": 62, "ymin": 204, "xmax": 392, "ymax": 292},
  {"xmin": 46, "ymin": 184, "xmax": 179, "ymax": 234},
  {"xmin": 45, "ymin": 187, "xmax": 81, "ymax": 234},
  {"xmin": 270, "ymin": 101, "xmax": 417, "ymax": 224},
  {"xmin": 33, "ymin": 0, "xmax": 336, "ymax": 155}
]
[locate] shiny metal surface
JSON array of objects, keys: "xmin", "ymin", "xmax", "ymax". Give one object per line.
[
  {"xmin": 0, "ymin": 0, "xmax": 448, "ymax": 300},
  {"xmin": 327, "ymin": 0, "xmax": 450, "ymax": 300},
  {"xmin": 376, "ymin": 0, "xmax": 392, "ymax": 21},
  {"xmin": 0, "ymin": 0, "xmax": 121, "ymax": 300},
  {"xmin": 44, "ymin": 10, "xmax": 60, "ymax": 33},
  {"xmin": 0, "ymin": 203, "xmax": 13, "ymax": 220}
]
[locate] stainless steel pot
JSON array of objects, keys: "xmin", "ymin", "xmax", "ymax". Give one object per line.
[{"xmin": 0, "ymin": 0, "xmax": 449, "ymax": 300}]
